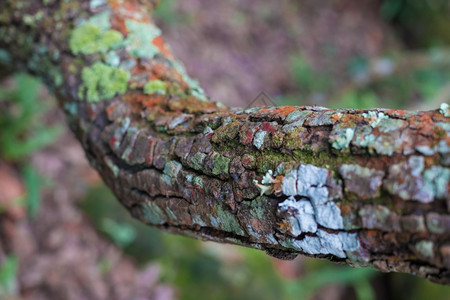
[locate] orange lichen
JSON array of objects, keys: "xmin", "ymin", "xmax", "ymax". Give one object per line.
[{"xmin": 152, "ymin": 36, "xmax": 173, "ymax": 58}]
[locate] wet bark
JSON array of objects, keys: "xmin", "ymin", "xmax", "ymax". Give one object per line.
[{"xmin": 1, "ymin": 0, "xmax": 449, "ymax": 284}]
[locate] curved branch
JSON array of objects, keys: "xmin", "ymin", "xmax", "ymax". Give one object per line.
[{"xmin": 1, "ymin": 0, "xmax": 449, "ymax": 284}]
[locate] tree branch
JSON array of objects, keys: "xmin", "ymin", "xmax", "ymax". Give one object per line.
[{"xmin": 1, "ymin": 0, "xmax": 449, "ymax": 284}]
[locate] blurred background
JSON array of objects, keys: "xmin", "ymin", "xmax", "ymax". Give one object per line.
[{"xmin": 1, "ymin": 0, "xmax": 450, "ymax": 299}]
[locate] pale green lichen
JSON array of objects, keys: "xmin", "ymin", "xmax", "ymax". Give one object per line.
[
  {"xmin": 125, "ymin": 19, "xmax": 161, "ymax": 58},
  {"xmin": 141, "ymin": 201, "xmax": 166, "ymax": 225},
  {"xmin": 190, "ymin": 153, "xmax": 206, "ymax": 170},
  {"xmin": 261, "ymin": 170, "xmax": 274, "ymax": 185},
  {"xmin": 440, "ymin": 103, "xmax": 450, "ymax": 117},
  {"xmin": 80, "ymin": 62, "xmax": 130, "ymax": 102},
  {"xmin": 423, "ymin": 166, "xmax": 450, "ymax": 199},
  {"xmin": 105, "ymin": 51, "xmax": 121, "ymax": 66},
  {"xmin": 143, "ymin": 80, "xmax": 167, "ymax": 95},
  {"xmin": 362, "ymin": 111, "xmax": 389, "ymax": 128},
  {"xmin": 172, "ymin": 60, "xmax": 208, "ymax": 101},
  {"xmin": 331, "ymin": 128, "xmax": 355, "ymax": 150},
  {"xmin": 193, "ymin": 176, "xmax": 203, "ymax": 188},
  {"xmin": 414, "ymin": 240, "xmax": 434, "ymax": 259},
  {"xmin": 211, "ymin": 153, "xmax": 230, "ymax": 176},
  {"xmin": 70, "ymin": 12, "xmax": 123, "ymax": 55},
  {"xmin": 162, "ymin": 160, "xmax": 182, "ymax": 185},
  {"xmin": 215, "ymin": 205, "xmax": 245, "ymax": 235}
]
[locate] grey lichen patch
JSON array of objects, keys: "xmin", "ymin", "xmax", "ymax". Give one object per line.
[
  {"xmin": 280, "ymin": 230, "xmax": 359, "ymax": 258},
  {"xmin": 277, "ymin": 196, "xmax": 317, "ymax": 236},
  {"xmin": 284, "ymin": 110, "xmax": 313, "ymax": 124},
  {"xmin": 339, "ymin": 164, "xmax": 384, "ymax": 199},
  {"xmin": 359, "ymin": 205, "xmax": 393, "ymax": 231},
  {"xmin": 124, "ymin": 19, "xmax": 161, "ymax": 58},
  {"xmin": 426, "ymin": 213, "xmax": 450, "ymax": 234},
  {"xmin": 423, "ymin": 166, "xmax": 450, "ymax": 199},
  {"xmin": 440, "ymin": 103, "xmax": 450, "ymax": 117},
  {"xmin": 79, "ymin": 62, "xmax": 130, "ymax": 102},
  {"xmin": 281, "ymin": 164, "xmax": 344, "ymax": 230},
  {"xmin": 281, "ymin": 168, "xmax": 297, "ymax": 196},
  {"xmin": 384, "ymin": 156, "xmax": 435, "ymax": 203}
]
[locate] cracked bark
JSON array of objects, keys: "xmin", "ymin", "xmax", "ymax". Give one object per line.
[{"xmin": 1, "ymin": 0, "xmax": 449, "ymax": 285}]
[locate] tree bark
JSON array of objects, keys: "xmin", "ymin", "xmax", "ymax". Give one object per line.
[{"xmin": 1, "ymin": 0, "xmax": 449, "ymax": 284}]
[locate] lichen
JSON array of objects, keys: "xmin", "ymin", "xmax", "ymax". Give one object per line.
[
  {"xmin": 278, "ymin": 196, "xmax": 317, "ymax": 235},
  {"xmin": 440, "ymin": 103, "xmax": 450, "ymax": 117},
  {"xmin": 215, "ymin": 205, "xmax": 245, "ymax": 235},
  {"xmin": 141, "ymin": 201, "xmax": 166, "ymax": 225},
  {"xmin": 362, "ymin": 111, "xmax": 389, "ymax": 128},
  {"xmin": 190, "ymin": 152, "xmax": 206, "ymax": 170},
  {"xmin": 253, "ymin": 130, "xmax": 267, "ymax": 149},
  {"xmin": 125, "ymin": 19, "xmax": 161, "ymax": 58},
  {"xmin": 414, "ymin": 240, "xmax": 435, "ymax": 259},
  {"xmin": 211, "ymin": 153, "xmax": 230, "ymax": 176},
  {"xmin": 70, "ymin": 23, "xmax": 123, "ymax": 55},
  {"xmin": 280, "ymin": 164, "xmax": 344, "ymax": 230},
  {"xmin": 423, "ymin": 166, "xmax": 450, "ymax": 199},
  {"xmin": 331, "ymin": 127, "xmax": 355, "ymax": 150},
  {"xmin": 143, "ymin": 80, "xmax": 167, "ymax": 95},
  {"xmin": 162, "ymin": 160, "xmax": 182, "ymax": 185},
  {"xmin": 80, "ymin": 62, "xmax": 130, "ymax": 102}
]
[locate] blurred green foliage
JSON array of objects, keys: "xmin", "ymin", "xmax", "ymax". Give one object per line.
[
  {"xmin": 0, "ymin": 73, "xmax": 63, "ymax": 161},
  {"xmin": 0, "ymin": 255, "xmax": 18, "ymax": 297},
  {"xmin": 380, "ymin": 0, "xmax": 450, "ymax": 48},
  {"xmin": 0, "ymin": 73, "xmax": 62, "ymax": 217},
  {"xmin": 153, "ymin": 0, "xmax": 183, "ymax": 25}
]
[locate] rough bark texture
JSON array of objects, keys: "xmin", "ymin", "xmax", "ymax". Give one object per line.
[{"xmin": 1, "ymin": 0, "xmax": 449, "ymax": 284}]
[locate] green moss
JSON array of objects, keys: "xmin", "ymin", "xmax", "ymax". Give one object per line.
[
  {"xmin": 256, "ymin": 150, "xmax": 291, "ymax": 174},
  {"xmin": 144, "ymin": 80, "xmax": 167, "ymax": 95},
  {"xmin": 80, "ymin": 62, "xmax": 130, "ymax": 102},
  {"xmin": 70, "ymin": 23, "xmax": 123, "ymax": 55}
]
